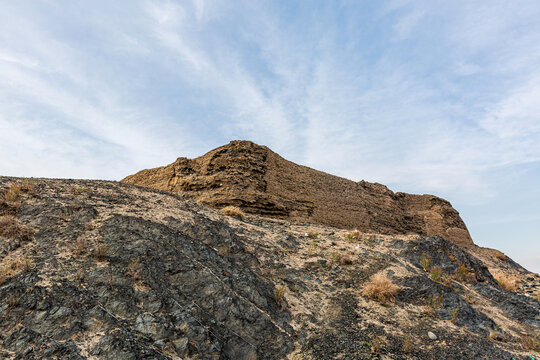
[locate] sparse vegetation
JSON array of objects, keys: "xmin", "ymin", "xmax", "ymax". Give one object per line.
[
  {"xmin": 492, "ymin": 271, "xmax": 518, "ymax": 291},
  {"xmin": 344, "ymin": 230, "xmax": 360, "ymax": 242},
  {"xmin": 0, "ymin": 215, "xmax": 34, "ymax": 241},
  {"xmin": 217, "ymin": 244, "xmax": 230, "ymax": 257},
  {"xmin": 330, "ymin": 252, "xmax": 341, "ymax": 263},
  {"xmin": 21, "ymin": 179, "xmax": 36, "ymax": 194},
  {"xmin": 420, "ymin": 252, "xmax": 430, "ymax": 272},
  {"xmin": 70, "ymin": 185, "xmax": 89, "ymax": 195},
  {"xmin": 520, "ymin": 333, "xmax": 540, "ymax": 352},
  {"xmin": 370, "ymin": 335, "xmax": 386, "ymax": 354},
  {"xmin": 451, "ymin": 306, "xmax": 460, "ymax": 323},
  {"xmin": 220, "ymin": 206, "xmax": 245, "ymax": 219},
  {"xmin": 306, "ymin": 230, "xmax": 319, "ymax": 239},
  {"xmin": 0, "ymin": 254, "xmax": 35, "ymax": 285},
  {"xmin": 75, "ymin": 268, "xmax": 85, "ymax": 283},
  {"xmin": 493, "ymin": 250, "xmax": 506, "ymax": 261},
  {"xmin": 455, "ymin": 264, "xmax": 468, "ymax": 282},
  {"xmin": 274, "ymin": 285, "xmax": 286, "ymax": 310},
  {"xmin": 245, "ymin": 351, "xmax": 258, "ymax": 360},
  {"xmin": 308, "ymin": 239, "xmax": 318, "ymax": 254},
  {"xmin": 402, "ymin": 334, "xmax": 413, "ymax": 354},
  {"xmin": 362, "ymin": 273, "xmax": 400, "ymax": 304},
  {"xmin": 4, "ymin": 183, "xmax": 21, "ymax": 203},
  {"xmin": 71, "ymin": 236, "xmax": 87, "ymax": 257},
  {"xmin": 429, "ymin": 267, "xmax": 443, "ymax": 282},
  {"xmin": 128, "ymin": 258, "xmax": 142, "ymax": 280},
  {"xmin": 93, "ymin": 242, "xmax": 110, "ymax": 261},
  {"xmin": 339, "ymin": 255, "xmax": 354, "ymax": 265},
  {"xmin": 424, "ymin": 294, "xmax": 444, "ymax": 315}
]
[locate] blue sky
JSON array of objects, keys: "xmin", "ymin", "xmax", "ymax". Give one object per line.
[{"xmin": 1, "ymin": 1, "xmax": 539, "ymax": 272}]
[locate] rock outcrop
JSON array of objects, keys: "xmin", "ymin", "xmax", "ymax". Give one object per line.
[
  {"xmin": 1, "ymin": 177, "xmax": 538, "ymax": 359},
  {"xmin": 123, "ymin": 140, "xmax": 473, "ymax": 247}
]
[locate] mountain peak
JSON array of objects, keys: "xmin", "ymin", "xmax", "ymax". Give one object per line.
[{"xmin": 122, "ymin": 141, "xmax": 474, "ymax": 247}]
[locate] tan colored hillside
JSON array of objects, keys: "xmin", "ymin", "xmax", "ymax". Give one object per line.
[{"xmin": 123, "ymin": 140, "xmax": 473, "ymax": 247}]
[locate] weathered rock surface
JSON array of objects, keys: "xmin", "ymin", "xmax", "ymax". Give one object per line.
[
  {"xmin": 122, "ymin": 140, "xmax": 474, "ymax": 247},
  {"xmin": 0, "ymin": 177, "xmax": 538, "ymax": 359}
]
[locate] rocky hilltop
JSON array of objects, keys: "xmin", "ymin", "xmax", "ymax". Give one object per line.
[
  {"xmin": 122, "ymin": 141, "xmax": 473, "ymax": 247},
  {"xmin": 0, "ymin": 176, "xmax": 538, "ymax": 359}
]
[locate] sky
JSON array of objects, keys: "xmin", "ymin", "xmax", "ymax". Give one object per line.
[{"xmin": 1, "ymin": 1, "xmax": 539, "ymax": 273}]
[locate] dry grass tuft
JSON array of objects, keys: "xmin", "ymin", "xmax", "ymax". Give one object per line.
[
  {"xmin": 362, "ymin": 274, "xmax": 400, "ymax": 304},
  {"xmin": 92, "ymin": 242, "xmax": 111, "ymax": 261},
  {"xmin": 493, "ymin": 250, "xmax": 506, "ymax": 261},
  {"xmin": 423, "ymin": 294, "xmax": 444, "ymax": 317},
  {"xmin": 492, "ymin": 271, "xmax": 519, "ymax": 292},
  {"xmin": 0, "ymin": 215, "xmax": 34, "ymax": 241},
  {"xmin": 420, "ymin": 253, "xmax": 430, "ymax": 272},
  {"xmin": 370, "ymin": 335, "xmax": 386, "ymax": 354},
  {"xmin": 306, "ymin": 230, "xmax": 319, "ymax": 239},
  {"xmin": 455, "ymin": 264, "xmax": 468, "ymax": 282},
  {"xmin": 245, "ymin": 351, "xmax": 258, "ymax": 360},
  {"xmin": 520, "ymin": 334, "xmax": 540, "ymax": 352},
  {"xmin": 402, "ymin": 334, "xmax": 413, "ymax": 354},
  {"xmin": 220, "ymin": 206, "xmax": 245, "ymax": 219},
  {"xmin": 217, "ymin": 244, "xmax": 230, "ymax": 257},
  {"xmin": 0, "ymin": 254, "xmax": 35, "ymax": 285},
  {"xmin": 339, "ymin": 255, "xmax": 354, "ymax": 265},
  {"xmin": 274, "ymin": 285, "xmax": 286, "ymax": 310},
  {"xmin": 4, "ymin": 183, "xmax": 21, "ymax": 203},
  {"xmin": 429, "ymin": 267, "xmax": 443, "ymax": 282},
  {"xmin": 344, "ymin": 230, "xmax": 360, "ymax": 243},
  {"xmin": 20, "ymin": 179, "xmax": 36, "ymax": 194},
  {"xmin": 71, "ymin": 236, "xmax": 87, "ymax": 257}
]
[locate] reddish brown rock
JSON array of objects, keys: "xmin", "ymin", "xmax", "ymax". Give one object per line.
[{"xmin": 122, "ymin": 140, "xmax": 473, "ymax": 246}]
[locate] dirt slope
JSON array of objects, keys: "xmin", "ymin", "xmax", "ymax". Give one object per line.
[
  {"xmin": 122, "ymin": 141, "xmax": 473, "ymax": 247},
  {"xmin": 1, "ymin": 177, "xmax": 538, "ymax": 359}
]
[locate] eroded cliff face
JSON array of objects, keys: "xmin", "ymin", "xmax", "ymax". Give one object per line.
[{"xmin": 122, "ymin": 140, "xmax": 473, "ymax": 247}]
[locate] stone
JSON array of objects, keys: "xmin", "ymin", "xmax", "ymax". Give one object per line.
[{"xmin": 428, "ymin": 331, "xmax": 437, "ymax": 340}]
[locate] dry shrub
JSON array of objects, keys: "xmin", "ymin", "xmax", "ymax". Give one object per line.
[
  {"xmin": 220, "ymin": 206, "xmax": 245, "ymax": 219},
  {"xmin": 362, "ymin": 274, "xmax": 400, "ymax": 304},
  {"xmin": 93, "ymin": 243, "xmax": 110, "ymax": 261},
  {"xmin": 4, "ymin": 183, "xmax": 21, "ymax": 203},
  {"xmin": 339, "ymin": 255, "xmax": 354, "ymax": 265},
  {"xmin": 20, "ymin": 179, "xmax": 36, "ymax": 194},
  {"xmin": 492, "ymin": 271, "xmax": 519, "ymax": 292},
  {"xmin": 0, "ymin": 215, "xmax": 34, "ymax": 241},
  {"xmin": 306, "ymin": 230, "xmax": 319, "ymax": 239},
  {"xmin": 521, "ymin": 334, "xmax": 540, "ymax": 352},
  {"xmin": 71, "ymin": 236, "xmax": 87, "ymax": 257}
]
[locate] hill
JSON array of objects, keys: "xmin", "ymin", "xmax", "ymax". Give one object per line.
[
  {"xmin": 122, "ymin": 140, "xmax": 473, "ymax": 248},
  {"xmin": 0, "ymin": 176, "xmax": 538, "ymax": 359}
]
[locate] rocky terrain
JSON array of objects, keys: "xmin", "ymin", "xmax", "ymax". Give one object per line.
[
  {"xmin": 122, "ymin": 141, "xmax": 473, "ymax": 247},
  {"xmin": 0, "ymin": 176, "xmax": 538, "ymax": 359}
]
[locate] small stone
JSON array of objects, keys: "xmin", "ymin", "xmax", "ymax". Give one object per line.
[
  {"xmin": 153, "ymin": 340, "xmax": 165, "ymax": 348},
  {"xmin": 428, "ymin": 331, "xmax": 437, "ymax": 340}
]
